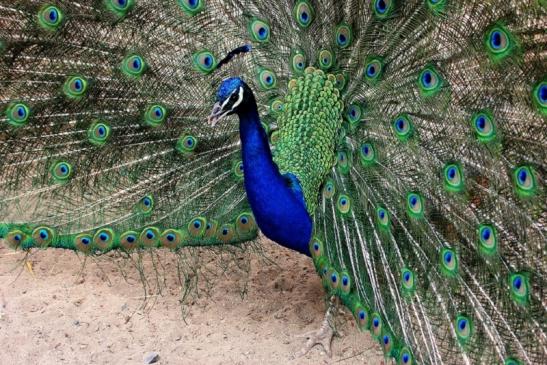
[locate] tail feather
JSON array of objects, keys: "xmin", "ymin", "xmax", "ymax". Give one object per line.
[
  {"xmin": 309, "ymin": 0, "xmax": 545, "ymax": 363},
  {"xmin": 0, "ymin": 1, "xmax": 262, "ymax": 249}
]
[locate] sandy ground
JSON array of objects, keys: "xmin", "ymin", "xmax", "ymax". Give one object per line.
[{"xmin": 0, "ymin": 237, "xmax": 384, "ymax": 365}]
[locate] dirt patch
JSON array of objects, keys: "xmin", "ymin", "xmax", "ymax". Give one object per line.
[{"xmin": 0, "ymin": 238, "xmax": 384, "ymax": 364}]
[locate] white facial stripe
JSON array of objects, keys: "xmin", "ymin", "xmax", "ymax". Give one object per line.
[
  {"xmin": 218, "ymin": 86, "xmax": 244, "ymax": 115},
  {"xmin": 232, "ymin": 86, "xmax": 244, "ymax": 109},
  {"xmin": 220, "ymin": 94, "xmax": 232, "ymax": 110}
]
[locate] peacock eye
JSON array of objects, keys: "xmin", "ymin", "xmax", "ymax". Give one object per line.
[
  {"xmin": 249, "ymin": 18, "xmax": 270, "ymax": 43},
  {"xmin": 293, "ymin": 0, "xmax": 314, "ymax": 28},
  {"xmin": 443, "ymin": 163, "xmax": 464, "ymax": 192},
  {"xmin": 345, "ymin": 104, "xmax": 362, "ymax": 126},
  {"xmin": 335, "ymin": 24, "xmax": 352, "ymax": 48},
  {"xmin": 175, "ymin": 133, "xmax": 198, "ymax": 155},
  {"xmin": 373, "ymin": 0, "xmax": 394, "ymax": 18},
  {"xmin": 51, "ymin": 161, "xmax": 73, "ymax": 182},
  {"xmin": 318, "ymin": 49, "xmax": 333, "ymax": 70},
  {"xmin": 418, "ymin": 65, "xmax": 443, "ymax": 97},
  {"xmin": 115, "ymin": 0, "xmax": 128, "ymax": 8},
  {"xmin": 513, "ymin": 165, "xmax": 537, "ymax": 197},
  {"xmin": 269, "ymin": 98, "xmax": 284, "ymax": 115},
  {"xmin": 122, "ymin": 54, "xmax": 146, "ymax": 78},
  {"xmin": 422, "ymin": 71, "xmax": 434, "ymax": 87},
  {"xmin": 488, "ymin": 29, "xmax": 509, "ymax": 53},
  {"xmin": 144, "ymin": 104, "xmax": 167, "ymax": 127},
  {"xmin": 178, "ymin": 0, "xmax": 204, "ymax": 16},
  {"xmin": 376, "ymin": 0, "xmax": 387, "ymax": 13},
  {"xmin": 6, "ymin": 102, "xmax": 31, "ymax": 127},
  {"xmin": 484, "ymin": 24, "xmax": 516, "ymax": 62},
  {"xmin": 258, "ymin": 69, "xmax": 277, "ymax": 90},
  {"xmin": 360, "ymin": 142, "xmax": 377, "ymax": 166},
  {"xmin": 334, "ymin": 73, "xmax": 347, "ymax": 90},
  {"xmin": 63, "ymin": 76, "xmax": 88, "ymax": 99},
  {"xmin": 364, "ymin": 56, "xmax": 384, "ymax": 86},
  {"xmin": 538, "ymin": 83, "xmax": 546, "ymax": 105},
  {"xmin": 289, "ymin": 50, "xmax": 307, "ymax": 75},
  {"xmin": 192, "ymin": 50, "xmax": 217, "ymax": 74},
  {"xmin": 87, "ymin": 121, "xmax": 111, "ymax": 146},
  {"xmin": 454, "ymin": 315, "xmax": 473, "ymax": 343},
  {"xmin": 106, "ymin": 0, "xmax": 135, "ymax": 16},
  {"xmin": 39, "ymin": 5, "xmax": 64, "ymax": 31}
]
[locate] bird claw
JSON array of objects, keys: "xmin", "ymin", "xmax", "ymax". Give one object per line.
[
  {"xmin": 294, "ymin": 297, "xmax": 336, "ymax": 358},
  {"xmin": 295, "ymin": 323, "xmax": 334, "ymax": 358}
]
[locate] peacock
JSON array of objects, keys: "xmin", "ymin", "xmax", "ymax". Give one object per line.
[{"xmin": 0, "ymin": 0, "xmax": 546, "ymax": 363}]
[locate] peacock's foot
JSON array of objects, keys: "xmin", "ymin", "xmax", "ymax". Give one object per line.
[{"xmin": 295, "ymin": 296, "xmax": 336, "ymax": 358}]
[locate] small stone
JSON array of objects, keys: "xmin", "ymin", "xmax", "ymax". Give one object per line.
[{"xmin": 143, "ymin": 352, "xmax": 159, "ymax": 364}]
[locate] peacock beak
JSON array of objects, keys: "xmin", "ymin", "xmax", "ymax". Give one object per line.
[{"xmin": 208, "ymin": 102, "xmax": 229, "ymax": 127}]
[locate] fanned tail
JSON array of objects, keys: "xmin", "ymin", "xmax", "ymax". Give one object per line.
[
  {"xmin": 0, "ymin": 0, "xmax": 272, "ymax": 251},
  {"xmin": 306, "ymin": 1, "xmax": 546, "ymax": 364}
]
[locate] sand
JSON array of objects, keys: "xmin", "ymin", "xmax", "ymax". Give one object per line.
[{"xmin": 0, "ymin": 237, "xmax": 384, "ymax": 365}]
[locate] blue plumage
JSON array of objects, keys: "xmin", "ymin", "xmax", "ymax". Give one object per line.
[
  {"xmin": 212, "ymin": 77, "xmax": 312, "ymax": 255},
  {"xmin": 236, "ymin": 81, "xmax": 312, "ymax": 255}
]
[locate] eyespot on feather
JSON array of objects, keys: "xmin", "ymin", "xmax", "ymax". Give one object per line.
[
  {"xmin": 88, "ymin": 121, "xmax": 111, "ymax": 146},
  {"xmin": 106, "ymin": 0, "xmax": 135, "ymax": 17},
  {"xmin": 32, "ymin": 226, "xmax": 55, "ymax": 247},
  {"xmin": 93, "ymin": 228, "xmax": 115, "ymax": 251},
  {"xmin": 51, "ymin": 161, "xmax": 73, "ymax": 183},
  {"xmin": 121, "ymin": 54, "xmax": 147, "ymax": 78},
  {"xmin": 372, "ymin": 0, "xmax": 395, "ymax": 19},
  {"xmin": 177, "ymin": 0, "xmax": 205, "ymax": 16},
  {"xmin": 38, "ymin": 5, "xmax": 64, "ymax": 31},
  {"xmin": 5, "ymin": 102, "xmax": 31, "ymax": 127},
  {"xmin": 140, "ymin": 227, "xmax": 160, "ymax": 248},
  {"xmin": 144, "ymin": 104, "xmax": 167, "ymax": 127},
  {"xmin": 249, "ymin": 18, "xmax": 270, "ymax": 43},
  {"xmin": 293, "ymin": 0, "xmax": 314, "ymax": 28},
  {"xmin": 160, "ymin": 229, "xmax": 186, "ymax": 250},
  {"xmin": 217, "ymin": 223, "xmax": 236, "ymax": 243},
  {"xmin": 74, "ymin": 233, "xmax": 93, "ymax": 253},
  {"xmin": 120, "ymin": 231, "xmax": 139, "ymax": 251},
  {"xmin": 192, "ymin": 50, "xmax": 217, "ymax": 74},
  {"xmin": 63, "ymin": 76, "xmax": 88, "ymax": 99}
]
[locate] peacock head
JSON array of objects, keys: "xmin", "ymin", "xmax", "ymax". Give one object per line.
[{"xmin": 208, "ymin": 77, "xmax": 250, "ymax": 127}]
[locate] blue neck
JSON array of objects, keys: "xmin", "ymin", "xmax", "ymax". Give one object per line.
[{"xmin": 237, "ymin": 95, "xmax": 312, "ymax": 256}]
